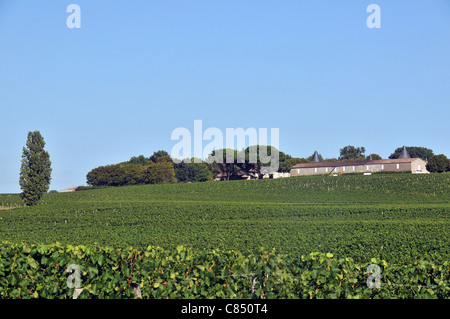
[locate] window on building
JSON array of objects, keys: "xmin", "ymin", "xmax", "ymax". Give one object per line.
[
  {"xmin": 381, "ymin": 165, "xmax": 384, "ymax": 170},
  {"xmin": 396, "ymin": 164, "xmax": 399, "ymax": 169}
]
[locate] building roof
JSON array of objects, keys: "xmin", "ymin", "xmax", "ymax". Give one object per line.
[
  {"xmin": 311, "ymin": 150, "xmax": 321, "ymax": 163},
  {"xmin": 292, "ymin": 158, "xmax": 419, "ymax": 169},
  {"xmin": 398, "ymin": 146, "xmax": 411, "ymax": 159},
  {"xmin": 58, "ymin": 186, "xmax": 79, "ymax": 193}
]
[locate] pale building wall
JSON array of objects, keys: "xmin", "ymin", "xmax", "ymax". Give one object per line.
[
  {"xmin": 290, "ymin": 159, "xmax": 429, "ymax": 176},
  {"xmin": 410, "ymin": 158, "xmax": 429, "ymax": 173}
]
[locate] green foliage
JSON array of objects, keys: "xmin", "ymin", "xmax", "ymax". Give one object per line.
[
  {"xmin": 2, "ymin": 174, "xmax": 449, "ymax": 267},
  {"xmin": 205, "ymin": 146, "xmax": 293, "ymax": 180},
  {"xmin": 174, "ymin": 159, "xmax": 213, "ymax": 183},
  {"xmin": 126, "ymin": 155, "xmax": 151, "ymax": 166},
  {"xmin": 146, "ymin": 161, "xmax": 177, "ymax": 184},
  {"xmin": 1, "ymin": 174, "xmax": 449, "ymax": 298},
  {"xmin": 0, "ymin": 194, "xmax": 24, "ymax": 209},
  {"xmin": 86, "ymin": 164, "xmax": 147, "ymax": 186},
  {"xmin": 75, "ymin": 186, "xmax": 111, "ymax": 191},
  {"xmin": 338, "ymin": 145, "xmax": 366, "ymax": 161},
  {"xmin": 426, "ymin": 154, "xmax": 449, "ymax": 173},
  {"xmin": 389, "ymin": 146, "xmax": 434, "ymax": 160},
  {"xmin": 274, "ymin": 150, "xmax": 293, "ymax": 173},
  {"xmin": 366, "ymin": 154, "xmax": 382, "ymax": 160},
  {"xmin": 240, "ymin": 145, "xmax": 280, "ymax": 175},
  {"xmin": 86, "ymin": 161, "xmax": 176, "ymax": 187},
  {"xmin": 87, "ymin": 146, "xmax": 294, "ymax": 185},
  {"xmin": 206, "ymin": 148, "xmax": 242, "ymax": 181},
  {"xmin": 19, "ymin": 131, "xmax": 52, "ymax": 206},
  {"xmin": 0, "ymin": 242, "xmax": 448, "ymax": 299},
  {"xmin": 149, "ymin": 150, "xmax": 170, "ymax": 163}
]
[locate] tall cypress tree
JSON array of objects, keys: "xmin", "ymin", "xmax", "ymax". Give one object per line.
[{"xmin": 19, "ymin": 131, "xmax": 52, "ymax": 206}]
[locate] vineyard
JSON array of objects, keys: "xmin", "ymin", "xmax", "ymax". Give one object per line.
[
  {"xmin": 0, "ymin": 242, "xmax": 449, "ymax": 299},
  {"xmin": 0, "ymin": 173, "xmax": 449, "ymax": 298}
]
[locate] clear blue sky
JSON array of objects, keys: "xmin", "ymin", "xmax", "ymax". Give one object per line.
[{"xmin": 1, "ymin": 0, "xmax": 449, "ymax": 193}]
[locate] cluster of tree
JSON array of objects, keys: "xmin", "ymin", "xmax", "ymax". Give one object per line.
[
  {"xmin": 87, "ymin": 152, "xmax": 177, "ymax": 187},
  {"xmin": 86, "ymin": 146, "xmax": 293, "ymax": 186},
  {"xmin": 206, "ymin": 146, "xmax": 292, "ymax": 181},
  {"xmin": 285, "ymin": 146, "xmax": 381, "ymax": 165},
  {"xmin": 335, "ymin": 145, "xmax": 435, "ymax": 162},
  {"xmin": 426, "ymin": 154, "xmax": 450, "ymax": 173},
  {"xmin": 338, "ymin": 146, "xmax": 366, "ymax": 161},
  {"xmin": 17, "ymin": 130, "xmax": 447, "ymax": 209},
  {"xmin": 389, "ymin": 146, "xmax": 434, "ymax": 161},
  {"xmin": 174, "ymin": 159, "xmax": 213, "ymax": 183},
  {"xmin": 85, "ymin": 144, "xmax": 449, "ymax": 187},
  {"xmin": 86, "ymin": 150, "xmax": 217, "ymax": 187}
]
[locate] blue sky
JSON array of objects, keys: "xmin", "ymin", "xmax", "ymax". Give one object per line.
[{"xmin": 0, "ymin": 0, "xmax": 449, "ymax": 193}]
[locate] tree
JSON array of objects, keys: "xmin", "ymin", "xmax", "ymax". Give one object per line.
[
  {"xmin": 206, "ymin": 149, "xmax": 242, "ymax": 181},
  {"xmin": 276, "ymin": 151, "xmax": 293, "ymax": 172},
  {"xmin": 153, "ymin": 155, "xmax": 174, "ymax": 164},
  {"xmin": 389, "ymin": 146, "xmax": 434, "ymax": 161},
  {"xmin": 146, "ymin": 161, "xmax": 177, "ymax": 184},
  {"xmin": 174, "ymin": 158, "xmax": 212, "ymax": 183},
  {"xmin": 121, "ymin": 164, "xmax": 148, "ymax": 185},
  {"xmin": 426, "ymin": 154, "xmax": 449, "ymax": 173},
  {"xmin": 127, "ymin": 155, "xmax": 151, "ymax": 166},
  {"xmin": 240, "ymin": 145, "xmax": 282, "ymax": 176},
  {"xmin": 86, "ymin": 162, "xmax": 176, "ymax": 186},
  {"xmin": 19, "ymin": 131, "xmax": 52, "ymax": 206},
  {"xmin": 149, "ymin": 150, "xmax": 170, "ymax": 163},
  {"xmin": 366, "ymin": 154, "xmax": 382, "ymax": 160},
  {"xmin": 87, "ymin": 164, "xmax": 116, "ymax": 187},
  {"xmin": 288, "ymin": 157, "xmax": 310, "ymax": 166},
  {"xmin": 338, "ymin": 146, "xmax": 366, "ymax": 161}
]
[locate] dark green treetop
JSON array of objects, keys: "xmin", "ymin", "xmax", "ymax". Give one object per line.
[{"xmin": 19, "ymin": 131, "xmax": 52, "ymax": 206}]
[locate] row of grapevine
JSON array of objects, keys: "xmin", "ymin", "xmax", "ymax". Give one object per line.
[
  {"xmin": 2, "ymin": 201, "xmax": 448, "ymax": 265},
  {"xmin": 2, "ymin": 174, "xmax": 448, "ymax": 208},
  {"xmin": 0, "ymin": 194, "xmax": 24, "ymax": 209},
  {"xmin": 0, "ymin": 242, "xmax": 448, "ymax": 299}
]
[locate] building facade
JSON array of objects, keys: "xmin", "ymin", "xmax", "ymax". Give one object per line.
[
  {"xmin": 290, "ymin": 158, "xmax": 429, "ymax": 176},
  {"xmin": 214, "ymin": 171, "xmax": 290, "ymax": 181}
]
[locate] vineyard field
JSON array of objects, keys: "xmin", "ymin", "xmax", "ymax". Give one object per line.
[{"xmin": 0, "ymin": 174, "xmax": 448, "ymax": 267}]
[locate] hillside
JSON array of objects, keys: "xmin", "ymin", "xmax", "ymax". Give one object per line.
[{"xmin": 0, "ymin": 173, "xmax": 449, "ymax": 265}]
